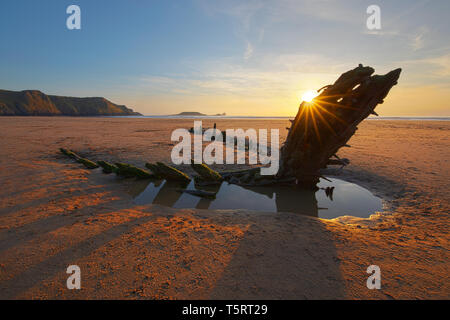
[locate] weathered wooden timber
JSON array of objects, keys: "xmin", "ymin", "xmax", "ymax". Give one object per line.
[{"xmin": 277, "ymin": 64, "xmax": 401, "ymax": 188}]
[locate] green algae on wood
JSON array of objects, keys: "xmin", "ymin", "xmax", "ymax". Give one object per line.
[
  {"xmin": 191, "ymin": 161, "xmax": 223, "ymax": 182},
  {"xmin": 153, "ymin": 162, "xmax": 191, "ymax": 183},
  {"xmin": 114, "ymin": 163, "xmax": 155, "ymax": 179},
  {"xmin": 77, "ymin": 157, "xmax": 99, "ymax": 169},
  {"xmin": 60, "ymin": 148, "xmax": 98, "ymax": 169},
  {"xmin": 97, "ymin": 160, "xmax": 118, "ymax": 174},
  {"xmin": 145, "ymin": 163, "xmax": 163, "ymax": 179},
  {"xmin": 60, "ymin": 148, "xmax": 80, "ymax": 160}
]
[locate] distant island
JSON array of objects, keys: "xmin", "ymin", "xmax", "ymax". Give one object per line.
[
  {"xmin": 173, "ymin": 112, "xmax": 226, "ymax": 116},
  {"xmin": 0, "ymin": 89, "xmax": 140, "ymax": 116}
]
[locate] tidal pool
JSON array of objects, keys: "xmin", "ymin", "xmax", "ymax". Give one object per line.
[{"xmin": 131, "ymin": 177, "xmax": 382, "ymax": 219}]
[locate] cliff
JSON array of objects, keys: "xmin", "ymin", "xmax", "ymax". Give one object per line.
[{"xmin": 0, "ymin": 89, "xmax": 140, "ymax": 116}]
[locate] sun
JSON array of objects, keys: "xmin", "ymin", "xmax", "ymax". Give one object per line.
[{"xmin": 301, "ymin": 90, "xmax": 319, "ymax": 103}]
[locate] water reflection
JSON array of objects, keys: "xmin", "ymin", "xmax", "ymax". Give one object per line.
[{"xmin": 132, "ymin": 177, "xmax": 382, "ymax": 219}]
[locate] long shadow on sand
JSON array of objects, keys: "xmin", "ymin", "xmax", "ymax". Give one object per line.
[
  {"xmin": 0, "ymin": 212, "xmax": 159, "ymax": 299},
  {"xmin": 0, "ymin": 198, "xmax": 128, "ymax": 253},
  {"xmin": 208, "ymin": 213, "xmax": 346, "ymax": 299}
]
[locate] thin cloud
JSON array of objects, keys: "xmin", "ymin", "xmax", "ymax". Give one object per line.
[
  {"xmin": 244, "ymin": 42, "xmax": 254, "ymax": 60},
  {"xmin": 410, "ymin": 26, "xmax": 429, "ymax": 51}
]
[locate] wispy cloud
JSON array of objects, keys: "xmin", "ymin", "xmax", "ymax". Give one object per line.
[
  {"xmin": 138, "ymin": 53, "xmax": 353, "ymax": 100},
  {"xmin": 136, "ymin": 1, "xmax": 450, "ymax": 115},
  {"xmin": 244, "ymin": 42, "xmax": 254, "ymax": 60},
  {"xmin": 410, "ymin": 26, "xmax": 429, "ymax": 51},
  {"xmin": 402, "ymin": 53, "xmax": 450, "ymax": 78},
  {"xmin": 362, "ymin": 30, "xmax": 400, "ymax": 36}
]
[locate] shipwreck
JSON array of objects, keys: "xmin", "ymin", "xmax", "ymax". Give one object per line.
[{"xmin": 60, "ymin": 64, "xmax": 401, "ymax": 193}]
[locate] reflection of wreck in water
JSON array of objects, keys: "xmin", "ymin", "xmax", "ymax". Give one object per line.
[
  {"xmin": 131, "ymin": 177, "xmax": 382, "ymax": 220},
  {"xmin": 152, "ymin": 181, "xmax": 187, "ymax": 207},
  {"xmin": 238, "ymin": 185, "xmax": 319, "ymax": 217},
  {"xmin": 193, "ymin": 182, "xmax": 221, "ymax": 210},
  {"xmin": 276, "ymin": 188, "xmax": 318, "ymax": 217},
  {"xmin": 190, "ymin": 183, "xmax": 319, "ymax": 216}
]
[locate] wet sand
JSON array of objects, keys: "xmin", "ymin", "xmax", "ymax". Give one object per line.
[{"xmin": 0, "ymin": 117, "xmax": 448, "ymax": 299}]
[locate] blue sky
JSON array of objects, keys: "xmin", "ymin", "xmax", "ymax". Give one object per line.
[{"xmin": 0, "ymin": 0, "xmax": 449, "ymax": 116}]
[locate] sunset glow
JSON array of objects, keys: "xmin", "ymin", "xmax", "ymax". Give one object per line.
[{"xmin": 301, "ymin": 90, "xmax": 319, "ymax": 103}]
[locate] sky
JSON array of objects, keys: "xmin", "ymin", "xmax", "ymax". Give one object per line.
[{"xmin": 0, "ymin": 0, "xmax": 449, "ymax": 116}]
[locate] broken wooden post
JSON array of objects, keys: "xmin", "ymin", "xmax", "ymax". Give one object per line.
[
  {"xmin": 77, "ymin": 157, "xmax": 99, "ymax": 169},
  {"xmin": 191, "ymin": 161, "xmax": 223, "ymax": 183},
  {"xmin": 145, "ymin": 162, "xmax": 191, "ymax": 183},
  {"xmin": 60, "ymin": 148, "xmax": 79, "ymax": 160},
  {"xmin": 277, "ymin": 64, "xmax": 401, "ymax": 188},
  {"xmin": 178, "ymin": 189, "xmax": 217, "ymax": 199},
  {"xmin": 114, "ymin": 163, "xmax": 154, "ymax": 179},
  {"xmin": 60, "ymin": 148, "xmax": 99, "ymax": 169},
  {"xmin": 97, "ymin": 160, "xmax": 118, "ymax": 174}
]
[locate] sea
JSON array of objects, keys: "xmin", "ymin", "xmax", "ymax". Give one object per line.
[{"xmin": 107, "ymin": 115, "xmax": 450, "ymax": 121}]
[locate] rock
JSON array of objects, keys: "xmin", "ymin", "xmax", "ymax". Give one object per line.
[{"xmin": 0, "ymin": 89, "xmax": 140, "ymax": 116}]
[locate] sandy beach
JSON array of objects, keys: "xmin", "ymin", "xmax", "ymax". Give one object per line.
[{"xmin": 0, "ymin": 117, "xmax": 448, "ymax": 299}]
